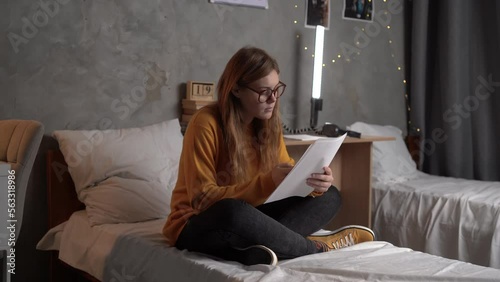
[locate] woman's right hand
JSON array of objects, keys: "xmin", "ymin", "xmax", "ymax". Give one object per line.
[{"xmin": 271, "ymin": 163, "xmax": 294, "ymax": 186}]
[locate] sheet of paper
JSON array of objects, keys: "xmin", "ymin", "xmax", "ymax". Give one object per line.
[{"xmin": 265, "ymin": 133, "xmax": 347, "ymax": 203}]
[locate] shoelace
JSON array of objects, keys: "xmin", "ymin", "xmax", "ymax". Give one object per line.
[{"xmin": 332, "ymin": 233, "xmax": 355, "ymax": 249}]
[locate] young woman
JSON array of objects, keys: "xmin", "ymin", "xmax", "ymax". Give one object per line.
[{"xmin": 163, "ymin": 46, "xmax": 374, "ymax": 265}]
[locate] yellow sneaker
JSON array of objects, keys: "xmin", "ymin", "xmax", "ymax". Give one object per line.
[{"xmin": 307, "ymin": 225, "xmax": 375, "ymax": 251}]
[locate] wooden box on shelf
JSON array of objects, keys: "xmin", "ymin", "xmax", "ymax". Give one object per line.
[
  {"xmin": 181, "ymin": 81, "xmax": 216, "ymax": 134},
  {"xmin": 186, "ymin": 81, "xmax": 216, "ymax": 101},
  {"xmin": 181, "ymin": 99, "xmax": 216, "ymax": 124},
  {"xmin": 182, "ymin": 99, "xmax": 215, "ymax": 110}
]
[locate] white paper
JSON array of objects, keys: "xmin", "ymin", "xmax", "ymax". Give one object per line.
[
  {"xmin": 309, "ymin": 229, "xmax": 334, "ymax": 236},
  {"xmin": 265, "ymin": 134, "xmax": 347, "ymax": 203}
]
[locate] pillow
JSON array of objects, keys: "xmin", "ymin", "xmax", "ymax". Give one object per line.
[
  {"xmin": 53, "ymin": 118, "xmax": 183, "ymax": 225},
  {"xmin": 348, "ymin": 122, "xmax": 417, "ymax": 183}
]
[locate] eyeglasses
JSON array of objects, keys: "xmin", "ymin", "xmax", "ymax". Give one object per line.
[{"xmin": 244, "ymin": 81, "xmax": 286, "ymax": 103}]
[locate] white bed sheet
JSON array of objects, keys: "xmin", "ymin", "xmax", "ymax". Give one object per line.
[
  {"xmin": 372, "ymin": 171, "xmax": 500, "ymax": 269},
  {"xmin": 37, "ymin": 210, "xmax": 500, "ymax": 282}
]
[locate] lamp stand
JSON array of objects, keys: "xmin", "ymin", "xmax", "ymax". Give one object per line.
[{"xmin": 310, "ymin": 97, "xmax": 323, "ymax": 129}]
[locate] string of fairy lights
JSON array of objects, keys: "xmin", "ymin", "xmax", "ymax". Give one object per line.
[{"xmin": 292, "ymin": 0, "xmax": 419, "ymax": 134}]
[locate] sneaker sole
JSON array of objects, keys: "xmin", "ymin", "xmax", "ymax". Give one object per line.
[
  {"xmin": 232, "ymin": 245, "xmax": 278, "ymax": 266},
  {"xmin": 311, "ymin": 225, "xmax": 375, "ymax": 240}
]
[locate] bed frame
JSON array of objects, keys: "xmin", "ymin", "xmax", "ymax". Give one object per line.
[
  {"xmin": 46, "ymin": 150, "xmax": 99, "ymax": 282},
  {"xmin": 45, "ymin": 135, "xmax": 421, "ymax": 282}
]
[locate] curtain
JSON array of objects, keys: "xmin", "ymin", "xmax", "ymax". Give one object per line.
[{"xmin": 409, "ymin": 0, "xmax": 500, "ymax": 181}]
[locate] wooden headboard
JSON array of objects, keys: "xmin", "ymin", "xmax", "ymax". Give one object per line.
[
  {"xmin": 46, "ymin": 150, "xmax": 85, "ymax": 229},
  {"xmin": 46, "ymin": 150, "xmax": 101, "ymax": 282}
]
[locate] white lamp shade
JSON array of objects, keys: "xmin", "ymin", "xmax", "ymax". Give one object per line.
[{"xmin": 312, "ymin": 25, "xmax": 325, "ymax": 99}]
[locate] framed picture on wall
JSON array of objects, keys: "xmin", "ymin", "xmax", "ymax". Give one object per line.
[
  {"xmin": 343, "ymin": 0, "xmax": 374, "ymax": 22},
  {"xmin": 209, "ymin": 0, "xmax": 269, "ymax": 9},
  {"xmin": 305, "ymin": 0, "xmax": 330, "ymax": 30}
]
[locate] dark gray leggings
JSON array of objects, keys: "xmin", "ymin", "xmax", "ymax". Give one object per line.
[{"xmin": 176, "ymin": 187, "xmax": 341, "ymax": 260}]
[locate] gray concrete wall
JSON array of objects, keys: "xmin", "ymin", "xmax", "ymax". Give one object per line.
[{"xmin": 1, "ymin": 0, "xmax": 406, "ymax": 281}]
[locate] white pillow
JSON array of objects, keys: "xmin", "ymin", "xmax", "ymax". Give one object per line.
[
  {"xmin": 349, "ymin": 122, "xmax": 417, "ymax": 183},
  {"xmin": 53, "ymin": 118, "xmax": 183, "ymax": 225}
]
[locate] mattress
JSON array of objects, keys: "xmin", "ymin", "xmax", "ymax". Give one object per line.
[
  {"xmin": 37, "ymin": 210, "xmax": 500, "ymax": 282},
  {"xmin": 372, "ymin": 171, "xmax": 500, "ymax": 269}
]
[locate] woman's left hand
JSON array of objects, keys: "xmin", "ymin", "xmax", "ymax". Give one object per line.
[{"xmin": 306, "ymin": 166, "xmax": 334, "ymax": 193}]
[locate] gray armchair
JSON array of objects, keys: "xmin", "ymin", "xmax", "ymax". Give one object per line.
[{"xmin": 0, "ymin": 120, "xmax": 44, "ymax": 282}]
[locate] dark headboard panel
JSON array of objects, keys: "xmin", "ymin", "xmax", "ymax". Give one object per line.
[
  {"xmin": 405, "ymin": 135, "xmax": 421, "ymax": 170},
  {"xmin": 46, "ymin": 150, "xmax": 85, "ymax": 229}
]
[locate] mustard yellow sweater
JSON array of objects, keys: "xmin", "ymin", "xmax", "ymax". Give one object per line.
[{"xmin": 163, "ymin": 106, "xmax": 294, "ymax": 246}]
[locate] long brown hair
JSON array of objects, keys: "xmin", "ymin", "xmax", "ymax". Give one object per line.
[{"xmin": 214, "ymin": 46, "xmax": 283, "ymax": 183}]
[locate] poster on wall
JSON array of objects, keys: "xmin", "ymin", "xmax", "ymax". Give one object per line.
[
  {"xmin": 305, "ymin": 0, "xmax": 330, "ymax": 30},
  {"xmin": 343, "ymin": 0, "xmax": 374, "ymax": 22},
  {"xmin": 209, "ymin": 0, "xmax": 269, "ymax": 9}
]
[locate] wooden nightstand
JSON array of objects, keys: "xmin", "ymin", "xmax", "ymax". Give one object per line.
[{"xmin": 285, "ymin": 136, "xmax": 394, "ymax": 230}]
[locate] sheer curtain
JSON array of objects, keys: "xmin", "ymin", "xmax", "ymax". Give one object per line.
[{"xmin": 409, "ymin": 0, "xmax": 500, "ymax": 181}]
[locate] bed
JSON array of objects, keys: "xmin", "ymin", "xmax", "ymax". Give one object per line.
[
  {"xmin": 37, "ymin": 119, "xmax": 500, "ymax": 282},
  {"xmin": 349, "ymin": 122, "xmax": 500, "ymax": 270}
]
